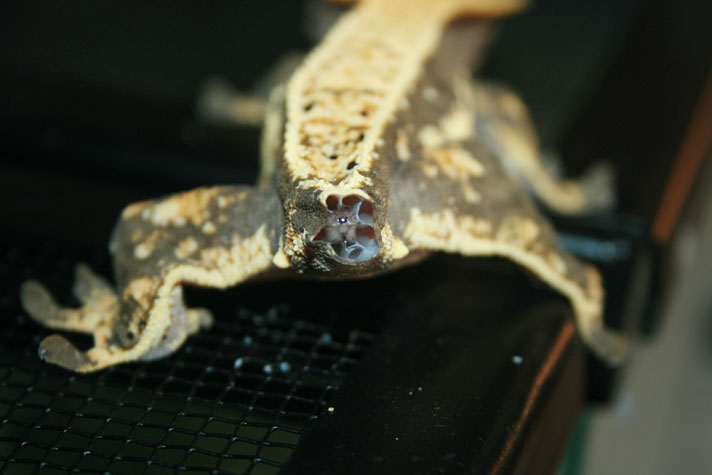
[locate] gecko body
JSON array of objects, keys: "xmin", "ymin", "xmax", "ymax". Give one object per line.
[{"xmin": 21, "ymin": 0, "xmax": 627, "ymax": 372}]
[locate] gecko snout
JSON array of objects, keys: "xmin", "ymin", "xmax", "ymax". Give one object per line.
[{"xmin": 312, "ymin": 193, "xmax": 380, "ymax": 262}]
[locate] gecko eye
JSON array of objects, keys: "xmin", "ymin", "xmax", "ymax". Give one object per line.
[{"xmin": 313, "ymin": 194, "xmax": 379, "ymax": 262}]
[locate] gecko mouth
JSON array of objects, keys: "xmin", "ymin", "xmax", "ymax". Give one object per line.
[{"xmin": 312, "ymin": 194, "xmax": 380, "ymax": 262}]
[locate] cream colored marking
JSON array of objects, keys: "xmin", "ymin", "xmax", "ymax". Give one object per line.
[
  {"xmin": 422, "ymin": 146, "xmax": 485, "ymax": 204},
  {"xmin": 418, "ymin": 124, "xmax": 445, "ymax": 149},
  {"xmin": 546, "ymin": 250, "xmax": 568, "ymax": 274},
  {"xmin": 423, "ymin": 163, "xmax": 439, "ymax": 179},
  {"xmin": 123, "ymin": 276, "xmax": 159, "ymax": 309},
  {"xmin": 422, "ymin": 86, "xmax": 439, "ymax": 103},
  {"xmin": 379, "ymin": 223, "xmax": 410, "ymax": 262},
  {"xmin": 426, "ymin": 147, "xmax": 485, "ymax": 179},
  {"xmin": 202, "ymin": 221, "xmax": 217, "ymax": 235},
  {"xmin": 283, "ymin": 0, "xmax": 526, "ymax": 190},
  {"xmin": 440, "ymin": 106, "xmax": 474, "ymax": 142},
  {"xmin": 216, "ymin": 190, "xmax": 249, "ymax": 209},
  {"xmin": 83, "ymin": 226, "xmax": 275, "ymax": 371},
  {"xmin": 133, "ymin": 230, "xmax": 161, "ymax": 260},
  {"xmin": 272, "ymin": 248, "xmax": 290, "ymax": 269},
  {"xmin": 175, "ymin": 236, "xmax": 199, "ymax": 260},
  {"xmin": 463, "ymin": 185, "xmax": 482, "ymax": 205},
  {"xmin": 403, "ymin": 208, "xmax": 626, "ymax": 364},
  {"xmin": 280, "ymin": 223, "xmax": 309, "ymax": 270},
  {"xmin": 298, "ymin": 171, "xmax": 374, "ymax": 192},
  {"xmin": 134, "ymin": 242, "xmax": 154, "ymax": 260},
  {"xmin": 396, "ymin": 129, "xmax": 412, "ymax": 161},
  {"xmin": 122, "ymin": 201, "xmax": 153, "ymax": 220},
  {"xmin": 406, "ymin": 208, "xmax": 493, "ymax": 241},
  {"xmin": 418, "ymin": 103, "xmax": 476, "ymax": 152},
  {"xmin": 142, "ymin": 188, "xmax": 221, "ymax": 227},
  {"xmin": 391, "ymin": 237, "xmax": 410, "ymax": 260},
  {"xmin": 496, "ymin": 216, "xmax": 541, "ymax": 248}
]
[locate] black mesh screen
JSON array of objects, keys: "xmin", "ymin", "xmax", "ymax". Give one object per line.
[{"xmin": 0, "ymin": 232, "xmax": 382, "ymax": 473}]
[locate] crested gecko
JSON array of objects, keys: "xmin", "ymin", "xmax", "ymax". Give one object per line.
[{"xmin": 21, "ymin": 0, "xmax": 627, "ymax": 372}]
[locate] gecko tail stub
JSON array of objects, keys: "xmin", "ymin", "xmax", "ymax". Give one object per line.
[{"xmin": 313, "ymin": 194, "xmax": 380, "ymax": 262}]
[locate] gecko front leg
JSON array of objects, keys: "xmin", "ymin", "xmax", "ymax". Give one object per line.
[
  {"xmin": 388, "ymin": 73, "xmax": 628, "ymax": 364},
  {"xmin": 21, "ymin": 186, "xmax": 283, "ymax": 372}
]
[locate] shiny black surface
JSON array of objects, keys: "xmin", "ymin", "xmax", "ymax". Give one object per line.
[{"xmin": 282, "ymin": 262, "xmax": 583, "ymax": 474}]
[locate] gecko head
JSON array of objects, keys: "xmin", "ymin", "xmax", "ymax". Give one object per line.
[{"xmin": 308, "ymin": 190, "xmax": 381, "ymax": 265}]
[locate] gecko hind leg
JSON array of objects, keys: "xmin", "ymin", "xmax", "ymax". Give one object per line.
[{"xmin": 472, "ymin": 81, "xmax": 616, "ymax": 214}]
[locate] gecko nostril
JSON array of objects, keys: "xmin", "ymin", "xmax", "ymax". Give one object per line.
[
  {"xmin": 356, "ymin": 225, "xmax": 375, "ymax": 245},
  {"xmin": 357, "ymin": 200, "xmax": 373, "ymax": 224},
  {"xmin": 326, "ymin": 195, "xmax": 339, "ymax": 211},
  {"xmin": 342, "ymin": 195, "xmax": 359, "ymax": 206}
]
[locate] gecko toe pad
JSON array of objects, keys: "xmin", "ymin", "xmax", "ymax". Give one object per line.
[
  {"xmin": 314, "ymin": 194, "xmax": 379, "ymax": 262},
  {"xmin": 38, "ymin": 334, "xmax": 94, "ymax": 372},
  {"xmin": 21, "ymin": 280, "xmax": 60, "ymax": 324}
]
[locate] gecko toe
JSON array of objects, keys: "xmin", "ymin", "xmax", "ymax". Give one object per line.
[
  {"xmin": 579, "ymin": 161, "xmax": 617, "ymax": 211},
  {"xmin": 73, "ymin": 263, "xmax": 114, "ymax": 304},
  {"xmin": 38, "ymin": 334, "xmax": 94, "ymax": 372},
  {"xmin": 21, "ymin": 280, "xmax": 60, "ymax": 324},
  {"xmin": 589, "ymin": 326, "xmax": 629, "ymax": 366}
]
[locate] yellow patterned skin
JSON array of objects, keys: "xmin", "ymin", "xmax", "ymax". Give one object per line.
[{"xmin": 19, "ymin": 0, "xmax": 626, "ymax": 372}]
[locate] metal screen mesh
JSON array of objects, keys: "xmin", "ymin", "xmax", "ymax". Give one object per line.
[{"xmin": 0, "ymin": 233, "xmax": 381, "ymax": 473}]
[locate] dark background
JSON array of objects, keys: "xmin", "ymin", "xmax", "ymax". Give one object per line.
[{"xmin": 1, "ymin": 0, "xmax": 710, "ymax": 244}]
